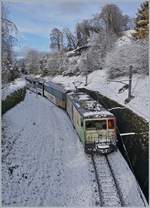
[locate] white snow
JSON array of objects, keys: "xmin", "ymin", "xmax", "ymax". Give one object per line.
[
  {"xmin": 108, "ymin": 151, "xmax": 148, "ymax": 207},
  {"xmin": 2, "ymin": 91, "xmax": 98, "ymax": 206},
  {"xmin": 52, "ymin": 70, "xmax": 149, "ymax": 122},
  {"xmin": 78, "ymin": 94, "xmax": 90, "ymax": 101},
  {"xmin": 2, "ymin": 78, "xmax": 26, "ymax": 101},
  {"xmin": 83, "ymin": 111, "xmax": 112, "ymax": 118},
  {"xmin": 123, "ymin": 30, "xmax": 136, "ymax": 38},
  {"xmin": 66, "ymin": 50, "xmax": 76, "ymax": 57},
  {"xmin": 116, "ymin": 30, "xmax": 135, "ymax": 47},
  {"xmin": 2, "ymin": 91, "xmax": 147, "ymax": 206}
]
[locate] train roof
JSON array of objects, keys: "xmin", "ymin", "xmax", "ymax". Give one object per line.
[
  {"xmin": 67, "ymin": 91, "xmax": 114, "ymax": 119},
  {"xmin": 45, "ymin": 80, "xmax": 68, "ymax": 94},
  {"xmin": 25, "ymin": 76, "xmax": 44, "ymax": 83}
]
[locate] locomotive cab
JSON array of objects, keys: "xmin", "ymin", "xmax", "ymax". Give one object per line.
[{"xmin": 84, "ymin": 117, "xmax": 117, "ymax": 154}]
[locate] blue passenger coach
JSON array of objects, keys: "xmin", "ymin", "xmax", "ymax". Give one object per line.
[{"xmin": 44, "ymin": 81, "xmax": 67, "ymax": 109}]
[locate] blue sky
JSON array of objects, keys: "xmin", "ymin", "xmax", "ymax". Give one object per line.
[{"xmin": 4, "ymin": 0, "xmax": 143, "ymax": 57}]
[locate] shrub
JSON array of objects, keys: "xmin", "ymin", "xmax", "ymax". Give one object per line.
[{"xmin": 2, "ymin": 87, "xmax": 26, "ymax": 114}]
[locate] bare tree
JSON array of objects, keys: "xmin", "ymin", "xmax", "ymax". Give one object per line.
[
  {"xmin": 100, "ymin": 4, "xmax": 129, "ymax": 36},
  {"xmin": 63, "ymin": 28, "xmax": 77, "ymax": 50},
  {"xmin": 76, "ymin": 17, "xmax": 105, "ymax": 47},
  {"xmin": 76, "ymin": 20, "xmax": 91, "ymax": 46},
  {"xmin": 87, "ymin": 14, "xmax": 103, "ymax": 33},
  {"xmin": 50, "ymin": 28, "xmax": 64, "ymax": 51},
  {"xmin": 122, "ymin": 15, "xmax": 130, "ymax": 30}
]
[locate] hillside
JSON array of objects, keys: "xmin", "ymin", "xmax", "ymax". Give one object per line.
[{"xmin": 51, "ymin": 70, "xmax": 149, "ymax": 122}]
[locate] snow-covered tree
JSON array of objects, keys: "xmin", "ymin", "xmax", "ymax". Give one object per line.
[
  {"xmin": 100, "ymin": 4, "xmax": 129, "ymax": 35},
  {"xmin": 74, "ymin": 29, "xmax": 117, "ymax": 75},
  {"xmin": 86, "ymin": 31, "xmax": 117, "ymax": 71},
  {"xmin": 25, "ymin": 50, "xmax": 42, "ymax": 74},
  {"xmin": 42, "ymin": 52, "xmax": 65, "ymax": 76},
  {"xmin": 50, "ymin": 28, "xmax": 64, "ymax": 52},
  {"xmin": 105, "ymin": 39, "xmax": 148, "ymax": 79},
  {"xmin": 87, "ymin": 14, "xmax": 104, "ymax": 34},
  {"xmin": 59, "ymin": 52, "xmax": 81, "ymax": 76},
  {"xmin": 2, "ymin": 2, "xmax": 19, "ymax": 83},
  {"xmin": 76, "ymin": 20, "xmax": 91, "ymax": 46},
  {"xmin": 63, "ymin": 28, "xmax": 77, "ymax": 51}
]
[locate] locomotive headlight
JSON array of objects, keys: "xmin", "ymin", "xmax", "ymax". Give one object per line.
[{"xmin": 87, "ymin": 135, "xmax": 91, "ymax": 140}]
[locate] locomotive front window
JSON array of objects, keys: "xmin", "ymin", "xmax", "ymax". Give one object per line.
[
  {"xmin": 108, "ymin": 119, "xmax": 115, "ymax": 129},
  {"xmin": 86, "ymin": 120, "xmax": 106, "ymax": 130}
]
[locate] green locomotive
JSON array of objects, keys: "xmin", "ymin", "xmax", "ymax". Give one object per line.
[{"xmin": 66, "ymin": 92, "xmax": 117, "ymax": 153}]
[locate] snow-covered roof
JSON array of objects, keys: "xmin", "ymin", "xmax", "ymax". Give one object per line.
[
  {"xmin": 67, "ymin": 91, "xmax": 113, "ymax": 119},
  {"xmin": 66, "ymin": 45, "xmax": 90, "ymax": 57}
]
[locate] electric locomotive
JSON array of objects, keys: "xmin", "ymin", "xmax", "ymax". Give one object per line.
[
  {"xmin": 66, "ymin": 92, "xmax": 117, "ymax": 154},
  {"xmin": 25, "ymin": 76, "xmax": 117, "ymax": 154}
]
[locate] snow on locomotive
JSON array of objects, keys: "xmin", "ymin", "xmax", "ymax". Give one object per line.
[
  {"xmin": 66, "ymin": 92, "xmax": 117, "ymax": 154},
  {"xmin": 25, "ymin": 77, "xmax": 117, "ymax": 154}
]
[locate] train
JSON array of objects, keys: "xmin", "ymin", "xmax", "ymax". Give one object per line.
[{"xmin": 25, "ymin": 76, "xmax": 117, "ymax": 154}]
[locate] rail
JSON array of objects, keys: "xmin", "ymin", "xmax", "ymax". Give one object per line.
[{"xmin": 91, "ymin": 154, "xmax": 125, "ymax": 207}]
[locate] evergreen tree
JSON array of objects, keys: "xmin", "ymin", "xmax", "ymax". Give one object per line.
[{"xmin": 133, "ymin": 1, "xmax": 149, "ymax": 39}]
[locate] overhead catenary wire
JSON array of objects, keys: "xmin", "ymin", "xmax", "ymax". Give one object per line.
[
  {"xmin": 120, "ymin": 132, "xmax": 149, "ymax": 136},
  {"xmin": 108, "ymin": 107, "xmax": 126, "ymax": 111},
  {"xmin": 82, "ymin": 71, "xmax": 148, "ymax": 203}
]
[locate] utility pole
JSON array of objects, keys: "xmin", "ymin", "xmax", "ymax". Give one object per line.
[
  {"xmin": 72, "ymin": 82, "xmax": 78, "ymax": 92},
  {"xmin": 128, "ymin": 65, "xmax": 132, "ymax": 100},
  {"xmin": 124, "ymin": 65, "xmax": 134, "ymax": 104},
  {"xmin": 85, "ymin": 73, "xmax": 88, "ymax": 86}
]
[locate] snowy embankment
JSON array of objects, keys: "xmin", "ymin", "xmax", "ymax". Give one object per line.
[
  {"xmin": 108, "ymin": 151, "xmax": 147, "ymax": 206},
  {"xmin": 2, "ymin": 78, "xmax": 26, "ymax": 101},
  {"xmin": 52, "ymin": 70, "xmax": 149, "ymax": 122},
  {"xmin": 2, "ymin": 91, "xmax": 98, "ymax": 206},
  {"xmin": 2, "ymin": 91, "xmax": 147, "ymax": 206}
]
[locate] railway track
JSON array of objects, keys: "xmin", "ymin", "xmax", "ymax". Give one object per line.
[{"xmin": 91, "ymin": 154, "xmax": 125, "ymax": 207}]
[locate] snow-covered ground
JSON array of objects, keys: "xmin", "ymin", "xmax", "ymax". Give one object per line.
[
  {"xmin": 116, "ymin": 30, "xmax": 135, "ymax": 47},
  {"xmin": 2, "ymin": 78, "xmax": 26, "ymax": 101},
  {"xmin": 2, "ymin": 91, "xmax": 147, "ymax": 206},
  {"xmin": 2, "ymin": 91, "xmax": 98, "ymax": 206},
  {"xmin": 52, "ymin": 70, "xmax": 149, "ymax": 122},
  {"xmin": 108, "ymin": 151, "xmax": 147, "ymax": 207}
]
